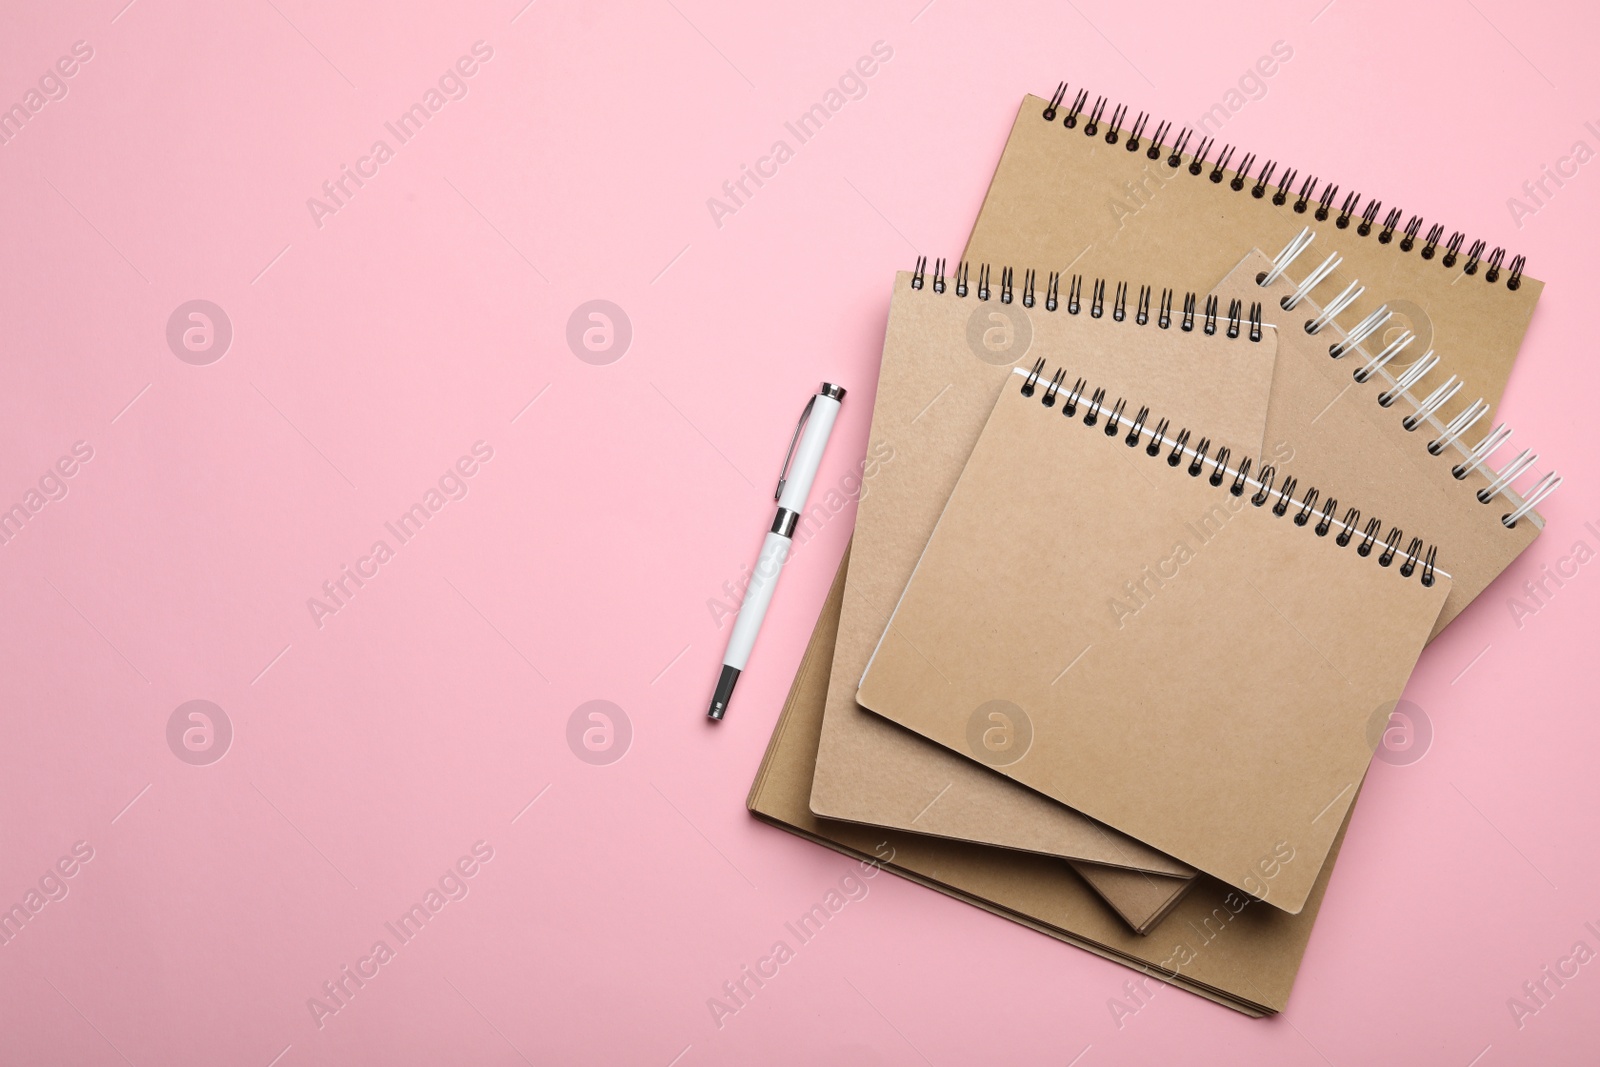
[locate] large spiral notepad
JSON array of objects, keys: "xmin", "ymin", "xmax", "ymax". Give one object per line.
[
  {"xmin": 807, "ymin": 266, "xmax": 1280, "ymax": 931},
  {"xmin": 856, "ymin": 366, "xmax": 1452, "ymax": 915},
  {"xmin": 963, "ymin": 87, "xmax": 1541, "ymax": 423}
]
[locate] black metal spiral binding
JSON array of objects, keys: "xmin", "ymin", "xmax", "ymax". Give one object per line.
[
  {"xmin": 908, "ymin": 259, "xmax": 1264, "ymax": 341},
  {"xmin": 1379, "ymin": 208, "xmax": 1402, "ymax": 243},
  {"xmin": 1041, "ymin": 82, "xmax": 1527, "ymax": 291},
  {"xmin": 1016, "ymin": 358, "xmax": 1438, "ymax": 585}
]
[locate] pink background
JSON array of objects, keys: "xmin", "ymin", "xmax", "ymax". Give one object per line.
[{"xmin": 2, "ymin": 0, "xmax": 1596, "ymax": 1063}]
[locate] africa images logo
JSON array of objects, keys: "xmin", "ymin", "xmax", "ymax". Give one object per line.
[
  {"xmin": 166, "ymin": 300, "xmax": 233, "ymax": 365},
  {"xmin": 965, "ymin": 301, "xmax": 1033, "ymax": 366},
  {"xmin": 565, "ymin": 300, "xmax": 632, "ymax": 366},
  {"xmin": 166, "ymin": 700, "xmax": 233, "ymax": 766},
  {"xmin": 565, "ymin": 700, "xmax": 631, "ymax": 765},
  {"xmin": 965, "ymin": 700, "xmax": 1032, "ymax": 767}
]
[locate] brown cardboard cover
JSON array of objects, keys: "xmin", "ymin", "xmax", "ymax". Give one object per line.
[
  {"xmin": 750, "ymin": 551, "xmax": 1347, "ymax": 1015},
  {"xmin": 811, "ymin": 245, "xmax": 1546, "ymax": 917},
  {"xmin": 964, "ymin": 95, "xmax": 1541, "ymax": 424},
  {"xmin": 1219, "ymin": 250, "xmax": 1543, "ymax": 638},
  {"xmin": 809, "ymin": 271, "xmax": 1277, "ymax": 881},
  {"xmin": 1072, "ymin": 860, "xmax": 1192, "ymax": 936},
  {"xmin": 856, "ymin": 374, "xmax": 1450, "ymax": 914}
]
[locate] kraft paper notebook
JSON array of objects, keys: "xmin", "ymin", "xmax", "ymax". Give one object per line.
[
  {"xmin": 750, "ymin": 551, "xmax": 1349, "ymax": 1015},
  {"xmin": 856, "ymin": 366, "xmax": 1452, "ymax": 915},
  {"xmin": 1216, "ymin": 240, "xmax": 1556, "ymax": 638},
  {"xmin": 964, "ymin": 87, "xmax": 1542, "ymax": 422},
  {"xmin": 831, "ymin": 240, "xmax": 1557, "ymax": 912},
  {"xmin": 807, "ymin": 266, "xmax": 1279, "ymax": 922}
]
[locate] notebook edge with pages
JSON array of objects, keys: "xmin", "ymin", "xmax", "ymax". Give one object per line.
[
  {"xmin": 750, "ymin": 548, "xmax": 1351, "ymax": 1014},
  {"xmin": 807, "ymin": 266, "xmax": 1279, "ymax": 895},
  {"xmin": 854, "ymin": 363, "xmax": 1452, "ymax": 914},
  {"xmin": 783, "ymin": 542, "xmax": 1195, "ymax": 934}
]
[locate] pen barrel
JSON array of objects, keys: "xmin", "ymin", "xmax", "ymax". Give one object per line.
[
  {"xmin": 724, "ymin": 531, "xmax": 791, "ymax": 670},
  {"xmin": 776, "ymin": 393, "xmax": 841, "ymax": 513}
]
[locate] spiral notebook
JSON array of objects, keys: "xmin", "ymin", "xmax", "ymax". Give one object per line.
[
  {"xmin": 1213, "ymin": 239, "xmax": 1556, "ymax": 637},
  {"xmin": 856, "ymin": 365, "xmax": 1452, "ymax": 915},
  {"xmin": 964, "ymin": 87, "xmax": 1541, "ymax": 422},
  {"xmin": 751, "ymin": 551, "xmax": 1350, "ymax": 1016},
  {"xmin": 808, "ymin": 266, "xmax": 1279, "ymax": 929},
  {"xmin": 802, "ymin": 241, "xmax": 1552, "ymax": 920}
]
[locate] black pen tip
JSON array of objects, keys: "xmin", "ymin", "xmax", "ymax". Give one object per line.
[{"xmin": 707, "ymin": 665, "xmax": 740, "ymax": 722}]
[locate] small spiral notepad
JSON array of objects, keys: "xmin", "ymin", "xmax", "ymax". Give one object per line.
[{"xmin": 856, "ymin": 363, "xmax": 1452, "ymax": 915}]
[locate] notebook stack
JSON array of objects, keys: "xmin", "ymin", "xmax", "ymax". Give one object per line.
[{"xmin": 747, "ymin": 86, "xmax": 1559, "ymax": 1015}]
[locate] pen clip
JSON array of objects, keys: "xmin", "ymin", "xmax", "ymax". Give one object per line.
[{"xmin": 775, "ymin": 394, "xmax": 817, "ymax": 502}]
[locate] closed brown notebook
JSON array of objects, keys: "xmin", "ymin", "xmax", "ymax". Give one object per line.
[
  {"xmin": 1214, "ymin": 243, "xmax": 1554, "ymax": 638},
  {"xmin": 750, "ymin": 550, "xmax": 1350, "ymax": 1015},
  {"xmin": 809, "ymin": 267, "xmax": 1279, "ymax": 906},
  {"xmin": 810, "ymin": 244, "xmax": 1553, "ymax": 914},
  {"xmin": 964, "ymin": 90, "xmax": 1541, "ymax": 423},
  {"xmin": 857, "ymin": 367, "xmax": 1451, "ymax": 914}
]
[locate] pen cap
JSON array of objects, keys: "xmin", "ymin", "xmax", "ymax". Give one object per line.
[{"xmin": 777, "ymin": 385, "xmax": 843, "ymax": 513}]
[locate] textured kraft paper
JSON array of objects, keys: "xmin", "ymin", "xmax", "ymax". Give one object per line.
[
  {"xmin": 1216, "ymin": 250, "xmax": 1543, "ymax": 639},
  {"xmin": 1073, "ymin": 852, "xmax": 1191, "ymax": 937},
  {"xmin": 750, "ymin": 551, "xmax": 1349, "ymax": 1015},
  {"xmin": 808, "ymin": 270, "xmax": 1279, "ymax": 900},
  {"xmin": 856, "ymin": 375, "xmax": 1451, "ymax": 915},
  {"xmin": 964, "ymin": 94, "xmax": 1542, "ymax": 424}
]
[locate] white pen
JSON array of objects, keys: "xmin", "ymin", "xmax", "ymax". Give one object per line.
[{"xmin": 708, "ymin": 382, "xmax": 846, "ymax": 721}]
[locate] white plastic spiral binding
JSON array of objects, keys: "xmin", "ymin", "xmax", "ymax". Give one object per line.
[{"xmin": 1261, "ymin": 228, "xmax": 1558, "ymax": 529}]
